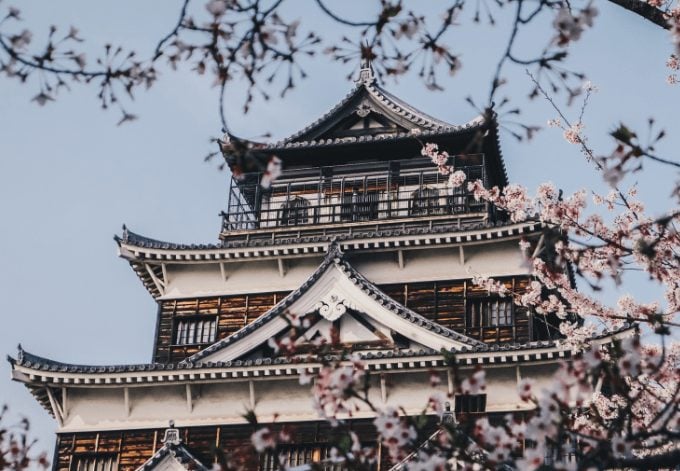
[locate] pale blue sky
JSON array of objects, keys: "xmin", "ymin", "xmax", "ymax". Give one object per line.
[{"xmin": 0, "ymin": 0, "xmax": 678, "ymax": 456}]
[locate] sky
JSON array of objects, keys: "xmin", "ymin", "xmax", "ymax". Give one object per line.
[{"xmin": 0, "ymin": 0, "xmax": 678, "ymax": 458}]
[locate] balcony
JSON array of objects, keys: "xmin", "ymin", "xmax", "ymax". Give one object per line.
[{"xmin": 220, "ymin": 156, "xmax": 496, "ymax": 242}]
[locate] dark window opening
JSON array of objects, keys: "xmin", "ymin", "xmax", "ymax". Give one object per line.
[
  {"xmin": 280, "ymin": 196, "xmax": 310, "ymax": 226},
  {"xmin": 454, "ymin": 394, "xmax": 487, "ymax": 413},
  {"xmin": 341, "ymin": 190, "xmax": 379, "ymax": 222},
  {"xmin": 174, "ymin": 316, "xmax": 218, "ymax": 345},
  {"xmin": 467, "ymin": 298, "xmax": 513, "ymax": 328},
  {"xmin": 260, "ymin": 445, "xmax": 343, "ymax": 471},
  {"xmin": 71, "ymin": 454, "xmax": 119, "ymax": 471},
  {"xmin": 448, "ymin": 186, "xmax": 468, "ymax": 214},
  {"xmin": 410, "ymin": 187, "xmax": 441, "ymax": 215}
]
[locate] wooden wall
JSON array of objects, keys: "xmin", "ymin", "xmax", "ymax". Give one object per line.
[
  {"xmin": 154, "ymin": 291, "xmax": 289, "ymax": 363},
  {"xmin": 53, "ymin": 420, "xmax": 403, "ymax": 471},
  {"xmin": 153, "ymin": 276, "xmax": 560, "ymax": 363}
]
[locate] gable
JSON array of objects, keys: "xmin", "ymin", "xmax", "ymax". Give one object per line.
[
  {"xmin": 186, "ymin": 244, "xmax": 483, "ymax": 364},
  {"xmin": 284, "ymin": 66, "xmax": 454, "ymax": 144},
  {"xmin": 136, "ymin": 440, "xmax": 208, "ymax": 471}
]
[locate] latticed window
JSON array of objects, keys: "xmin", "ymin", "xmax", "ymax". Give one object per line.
[
  {"xmin": 70, "ymin": 453, "xmax": 118, "ymax": 471},
  {"xmin": 410, "ymin": 187, "xmax": 440, "ymax": 215},
  {"xmin": 341, "ymin": 190, "xmax": 379, "ymax": 222},
  {"xmin": 174, "ymin": 317, "xmax": 217, "ymax": 345},
  {"xmin": 454, "ymin": 394, "xmax": 487, "ymax": 413},
  {"xmin": 467, "ymin": 298, "xmax": 513, "ymax": 327},
  {"xmin": 259, "ymin": 445, "xmax": 343, "ymax": 470},
  {"xmin": 280, "ymin": 196, "xmax": 310, "ymax": 226},
  {"xmin": 448, "ymin": 186, "xmax": 468, "ymax": 214}
]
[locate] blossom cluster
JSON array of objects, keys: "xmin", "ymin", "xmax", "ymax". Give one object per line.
[
  {"xmin": 552, "ymin": 3, "xmax": 598, "ymax": 47},
  {"xmin": 308, "ymin": 355, "xmax": 366, "ymax": 425}
]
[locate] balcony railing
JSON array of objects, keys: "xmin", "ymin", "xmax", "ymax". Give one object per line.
[{"xmin": 221, "ymin": 156, "xmax": 492, "ymax": 234}]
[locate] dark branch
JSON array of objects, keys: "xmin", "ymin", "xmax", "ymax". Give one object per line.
[{"xmin": 607, "ymin": 0, "xmax": 671, "ymax": 30}]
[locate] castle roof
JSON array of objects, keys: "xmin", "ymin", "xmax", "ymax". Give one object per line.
[
  {"xmin": 136, "ymin": 439, "xmax": 208, "ymax": 471},
  {"xmin": 8, "ymin": 325, "xmax": 634, "ymax": 421},
  {"xmin": 260, "ymin": 64, "xmax": 485, "ymax": 150},
  {"xmin": 116, "ymin": 220, "xmax": 543, "ymax": 299},
  {"xmin": 184, "ymin": 241, "xmax": 485, "ymax": 363}
]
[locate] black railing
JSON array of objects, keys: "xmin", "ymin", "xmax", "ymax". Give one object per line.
[{"xmin": 222, "ymin": 157, "xmax": 491, "ymax": 233}]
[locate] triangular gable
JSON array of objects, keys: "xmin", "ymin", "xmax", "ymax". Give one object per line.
[
  {"xmin": 136, "ymin": 436, "xmax": 208, "ymax": 471},
  {"xmin": 284, "ymin": 65, "xmax": 455, "ymax": 144},
  {"xmin": 186, "ymin": 243, "xmax": 484, "ymax": 364}
]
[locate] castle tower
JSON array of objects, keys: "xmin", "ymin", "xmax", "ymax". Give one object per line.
[{"xmin": 9, "ymin": 66, "xmax": 627, "ymax": 470}]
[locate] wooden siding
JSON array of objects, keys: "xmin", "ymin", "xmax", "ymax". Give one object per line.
[
  {"xmin": 155, "ymin": 292, "xmax": 289, "ymax": 363},
  {"xmin": 153, "ymin": 276, "xmax": 559, "ymax": 363},
  {"xmin": 53, "ymin": 421, "xmax": 401, "ymax": 471}
]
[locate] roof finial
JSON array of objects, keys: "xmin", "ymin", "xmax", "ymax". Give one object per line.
[
  {"xmin": 162, "ymin": 421, "xmax": 181, "ymax": 445},
  {"xmin": 357, "ymin": 45, "xmax": 375, "ymax": 85}
]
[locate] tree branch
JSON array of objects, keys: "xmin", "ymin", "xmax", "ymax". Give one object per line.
[{"xmin": 607, "ymin": 0, "xmax": 670, "ymax": 30}]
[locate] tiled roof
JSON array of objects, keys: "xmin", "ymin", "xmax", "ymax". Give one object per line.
[
  {"xmin": 257, "ymin": 67, "xmax": 485, "ymax": 151},
  {"xmin": 118, "ymin": 219, "xmax": 539, "ymax": 252},
  {"xmin": 8, "ymin": 325, "xmax": 635, "ymax": 376},
  {"xmin": 264, "ymin": 119, "xmax": 485, "ymax": 151},
  {"xmin": 115, "ymin": 225, "xmax": 222, "ymax": 251}
]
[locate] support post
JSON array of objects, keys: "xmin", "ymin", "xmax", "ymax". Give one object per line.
[
  {"xmin": 144, "ymin": 264, "xmax": 166, "ymax": 295},
  {"xmin": 61, "ymin": 387, "xmax": 68, "ymax": 418},
  {"xmin": 249, "ymin": 380, "xmax": 256, "ymax": 409},
  {"xmin": 161, "ymin": 263, "xmax": 169, "ymax": 285},
  {"xmin": 186, "ymin": 384, "xmax": 193, "ymax": 412},
  {"xmin": 532, "ymin": 234, "xmax": 545, "ymax": 258},
  {"xmin": 45, "ymin": 387, "xmax": 64, "ymax": 427},
  {"xmin": 397, "ymin": 250, "xmax": 405, "ymax": 269},
  {"xmin": 459, "ymin": 245, "xmax": 465, "ymax": 265},
  {"xmin": 124, "ymin": 387, "xmax": 130, "ymax": 417},
  {"xmin": 380, "ymin": 374, "xmax": 387, "ymax": 404}
]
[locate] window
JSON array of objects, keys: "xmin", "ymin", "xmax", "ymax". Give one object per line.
[
  {"xmin": 280, "ymin": 197, "xmax": 310, "ymax": 226},
  {"xmin": 467, "ymin": 298, "xmax": 513, "ymax": 327},
  {"xmin": 71, "ymin": 454, "xmax": 118, "ymax": 471},
  {"xmin": 410, "ymin": 188, "xmax": 440, "ymax": 215},
  {"xmin": 448, "ymin": 186, "xmax": 468, "ymax": 214},
  {"xmin": 260, "ymin": 445, "xmax": 342, "ymax": 471},
  {"xmin": 454, "ymin": 394, "xmax": 486, "ymax": 413},
  {"xmin": 341, "ymin": 190, "xmax": 379, "ymax": 222},
  {"xmin": 174, "ymin": 317, "xmax": 217, "ymax": 345}
]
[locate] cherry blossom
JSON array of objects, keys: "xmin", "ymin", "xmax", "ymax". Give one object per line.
[{"xmin": 250, "ymin": 427, "xmax": 275, "ymax": 453}]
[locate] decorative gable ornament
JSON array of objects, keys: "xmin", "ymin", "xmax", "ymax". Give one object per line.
[
  {"xmin": 355, "ymin": 103, "xmax": 371, "ymax": 117},
  {"xmin": 315, "ymin": 293, "xmax": 354, "ymax": 321},
  {"xmin": 162, "ymin": 423, "xmax": 181, "ymax": 445}
]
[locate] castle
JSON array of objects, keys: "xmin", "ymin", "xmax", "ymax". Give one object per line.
[{"xmin": 9, "ymin": 64, "xmax": 626, "ymax": 470}]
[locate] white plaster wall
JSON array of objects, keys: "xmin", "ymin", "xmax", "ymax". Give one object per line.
[
  {"xmin": 485, "ymin": 368, "xmax": 523, "ymax": 411},
  {"xmin": 56, "ymin": 362, "xmax": 560, "ymax": 432},
  {"xmin": 386, "ymin": 373, "xmax": 449, "ymax": 415},
  {"xmin": 252, "ymin": 378, "xmax": 315, "ymax": 420},
  {"xmin": 161, "ymin": 241, "xmax": 528, "ymax": 299}
]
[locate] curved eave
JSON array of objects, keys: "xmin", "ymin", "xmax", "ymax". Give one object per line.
[
  {"xmin": 118, "ymin": 220, "xmax": 544, "ymax": 261},
  {"xmin": 117, "ymin": 220, "xmax": 544, "ymax": 299},
  {"xmin": 9, "ymin": 345, "xmax": 569, "ymax": 388},
  {"xmin": 8, "ymin": 326, "xmax": 635, "ymax": 388},
  {"xmin": 265, "ymin": 117, "xmax": 485, "ymax": 152}
]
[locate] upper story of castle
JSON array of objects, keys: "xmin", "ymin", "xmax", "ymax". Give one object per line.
[
  {"xmin": 113, "ymin": 64, "xmax": 537, "ymax": 306},
  {"xmin": 219, "ymin": 62, "xmax": 508, "ymax": 246}
]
